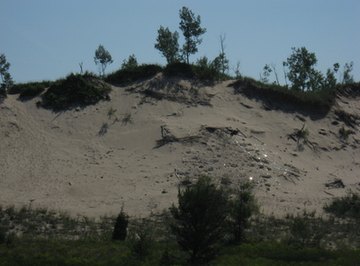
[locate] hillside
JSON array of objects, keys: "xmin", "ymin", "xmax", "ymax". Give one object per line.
[{"xmin": 1, "ymin": 74, "xmax": 359, "ymax": 217}]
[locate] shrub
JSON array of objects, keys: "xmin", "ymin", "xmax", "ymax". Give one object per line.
[
  {"xmin": 285, "ymin": 212, "xmax": 327, "ymax": 249},
  {"xmin": 130, "ymin": 218, "xmax": 153, "ymax": 260},
  {"xmin": 106, "ymin": 64, "xmax": 162, "ymax": 85},
  {"xmin": 112, "ymin": 209, "xmax": 129, "ymax": 241},
  {"xmin": 41, "ymin": 72, "xmax": 111, "ymax": 111},
  {"xmin": 121, "ymin": 54, "xmax": 138, "ymax": 70},
  {"xmin": 324, "ymin": 193, "xmax": 360, "ymax": 219},
  {"xmin": 170, "ymin": 176, "xmax": 228, "ymax": 265}
]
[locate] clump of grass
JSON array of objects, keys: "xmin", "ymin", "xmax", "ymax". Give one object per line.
[
  {"xmin": 107, "ymin": 107, "xmax": 117, "ymax": 120},
  {"xmin": 288, "ymin": 124, "xmax": 312, "ymax": 151},
  {"xmin": 339, "ymin": 125, "xmax": 355, "ymax": 142},
  {"xmin": 122, "ymin": 113, "xmax": 133, "ymax": 125},
  {"xmin": 324, "ymin": 193, "xmax": 360, "ymax": 219},
  {"xmin": 0, "ymin": 205, "xmax": 115, "ymax": 239},
  {"xmin": 41, "ymin": 72, "xmax": 111, "ymax": 111},
  {"xmin": 98, "ymin": 122, "xmax": 109, "ymax": 136}
]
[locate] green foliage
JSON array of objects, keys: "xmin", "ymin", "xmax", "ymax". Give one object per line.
[
  {"xmin": 261, "ymin": 64, "xmax": 272, "ymax": 84},
  {"xmin": 283, "ymin": 47, "xmax": 345, "ymax": 93},
  {"xmin": 193, "ymin": 56, "xmax": 220, "ymax": 81},
  {"xmin": 324, "ymin": 193, "xmax": 360, "ymax": 219},
  {"xmin": 0, "ymin": 53, "xmax": 13, "ymax": 97},
  {"xmin": 1, "ymin": 239, "xmax": 360, "ymax": 266},
  {"xmin": 155, "ymin": 26, "xmax": 180, "ymax": 64},
  {"xmin": 179, "ymin": 6, "xmax": 206, "ymax": 64},
  {"xmin": 170, "ymin": 176, "xmax": 228, "ymax": 265},
  {"xmin": 283, "ymin": 47, "xmax": 324, "ymax": 91},
  {"xmin": 342, "ymin": 61, "xmax": 354, "ymax": 84},
  {"xmin": 121, "ymin": 54, "xmax": 138, "ymax": 70},
  {"xmin": 106, "ymin": 64, "xmax": 163, "ymax": 85},
  {"xmin": 9, "ymin": 81, "xmax": 52, "ymax": 101},
  {"xmin": 41, "ymin": 72, "xmax": 111, "ymax": 111},
  {"xmin": 112, "ymin": 209, "xmax": 129, "ymax": 241},
  {"xmin": 94, "ymin": 44, "xmax": 113, "ymax": 76},
  {"xmin": 228, "ymin": 182, "xmax": 258, "ymax": 243}
]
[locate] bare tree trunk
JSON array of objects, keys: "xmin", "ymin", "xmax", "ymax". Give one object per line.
[{"xmin": 271, "ymin": 64, "xmax": 280, "ymax": 86}]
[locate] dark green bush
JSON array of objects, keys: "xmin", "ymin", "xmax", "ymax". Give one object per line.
[
  {"xmin": 41, "ymin": 72, "xmax": 111, "ymax": 111},
  {"xmin": 106, "ymin": 64, "xmax": 162, "ymax": 85},
  {"xmin": 324, "ymin": 193, "xmax": 360, "ymax": 219},
  {"xmin": 112, "ymin": 209, "xmax": 129, "ymax": 241},
  {"xmin": 231, "ymin": 77, "xmax": 336, "ymax": 113},
  {"xmin": 170, "ymin": 176, "xmax": 228, "ymax": 265}
]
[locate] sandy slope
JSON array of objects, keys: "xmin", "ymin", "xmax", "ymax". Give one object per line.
[{"xmin": 1, "ymin": 75, "xmax": 359, "ymax": 217}]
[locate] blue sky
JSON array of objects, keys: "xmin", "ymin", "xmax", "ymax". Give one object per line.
[{"xmin": 1, "ymin": 0, "xmax": 359, "ymax": 83}]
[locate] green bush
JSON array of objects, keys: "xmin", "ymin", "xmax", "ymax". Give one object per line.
[
  {"xmin": 170, "ymin": 176, "xmax": 228, "ymax": 265},
  {"xmin": 106, "ymin": 64, "xmax": 162, "ymax": 85},
  {"xmin": 324, "ymin": 193, "xmax": 360, "ymax": 219},
  {"xmin": 41, "ymin": 72, "xmax": 111, "ymax": 111}
]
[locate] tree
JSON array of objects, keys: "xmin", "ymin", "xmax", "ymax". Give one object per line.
[
  {"xmin": 170, "ymin": 176, "xmax": 228, "ymax": 265},
  {"xmin": 260, "ymin": 64, "xmax": 272, "ymax": 83},
  {"xmin": 94, "ymin": 45, "xmax": 113, "ymax": 77},
  {"xmin": 342, "ymin": 61, "xmax": 354, "ymax": 84},
  {"xmin": 283, "ymin": 47, "xmax": 324, "ymax": 91},
  {"xmin": 0, "ymin": 53, "xmax": 13, "ymax": 97},
  {"xmin": 211, "ymin": 35, "xmax": 229, "ymax": 79},
  {"xmin": 155, "ymin": 26, "xmax": 180, "ymax": 64},
  {"xmin": 179, "ymin": 7, "xmax": 206, "ymax": 64},
  {"xmin": 112, "ymin": 208, "xmax": 129, "ymax": 241}
]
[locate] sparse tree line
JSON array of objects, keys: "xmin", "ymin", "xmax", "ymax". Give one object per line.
[{"xmin": 261, "ymin": 47, "xmax": 354, "ymax": 91}]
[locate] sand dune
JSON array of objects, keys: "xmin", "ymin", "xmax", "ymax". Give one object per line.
[{"xmin": 1, "ymin": 75, "xmax": 359, "ymax": 217}]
